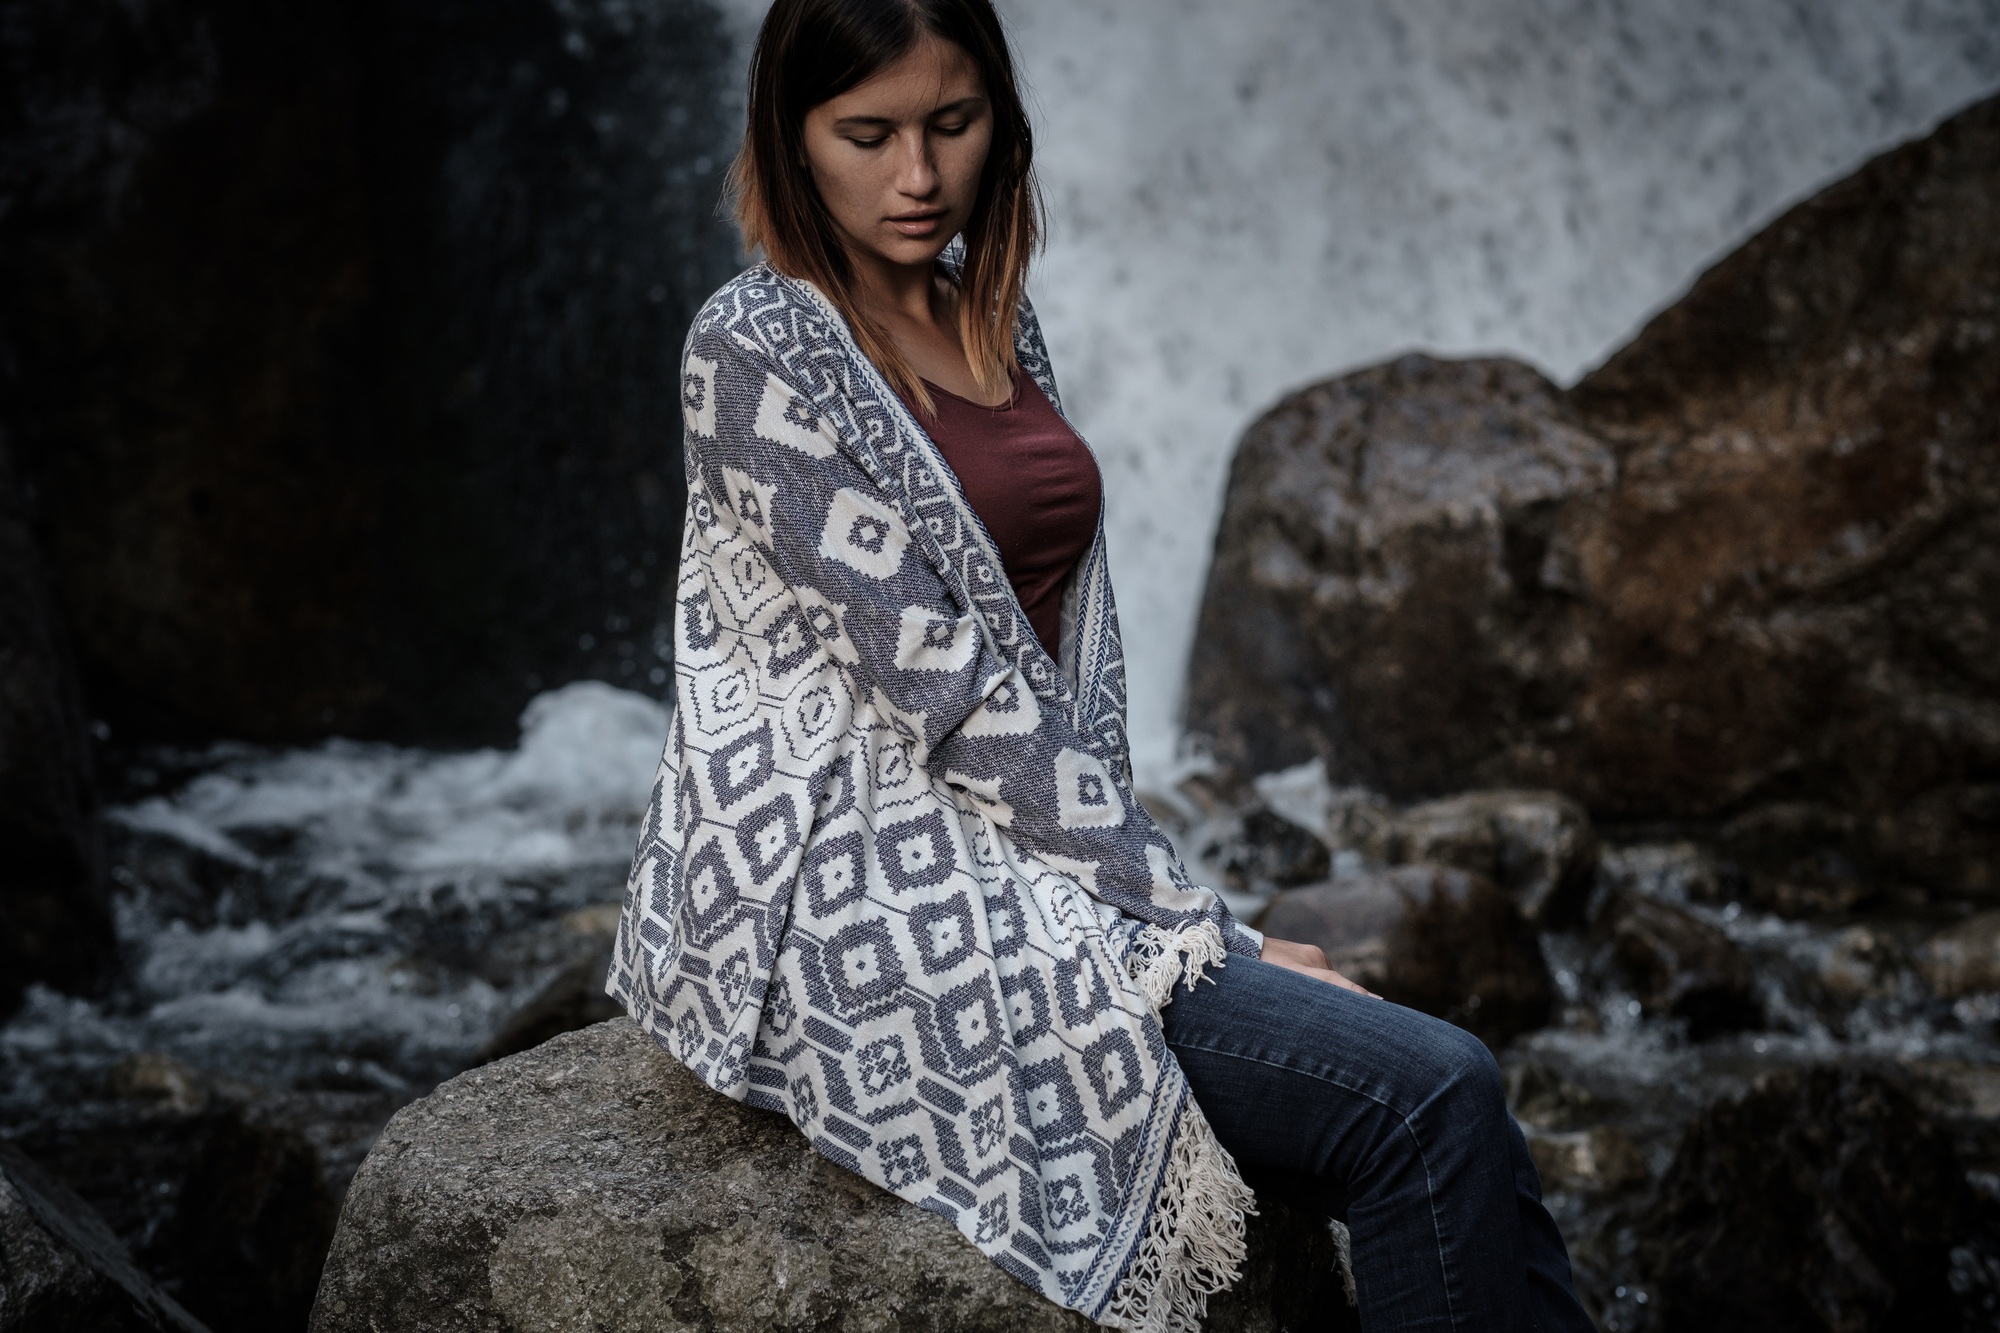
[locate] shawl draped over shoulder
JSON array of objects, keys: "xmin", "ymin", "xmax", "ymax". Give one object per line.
[{"xmin": 610, "ymin": 263, "xmax": 1265, "ymax": 1332}]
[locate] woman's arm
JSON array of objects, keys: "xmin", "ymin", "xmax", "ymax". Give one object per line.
[{"xmin": 682, "ymin": 318, "xmax": 1262, "ymax": 957}]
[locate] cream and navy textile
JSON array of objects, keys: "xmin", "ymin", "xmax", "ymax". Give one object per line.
[{"xmin": 610, "ymin": 263, "xmax": 1262, "ymax": 1332}]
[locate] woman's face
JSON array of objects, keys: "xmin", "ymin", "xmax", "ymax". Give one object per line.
[{"xmin": 801, "ymin": 34, "xmax": 992, "ymax": 274}]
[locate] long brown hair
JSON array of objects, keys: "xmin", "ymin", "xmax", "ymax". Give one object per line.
[{"xmin": 729, "ymin": 0, "xmax": 1043, "ymax": 412}]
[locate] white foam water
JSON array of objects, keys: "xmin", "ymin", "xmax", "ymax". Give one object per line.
[{"xmin": 1, "ymin": 683, "xmax": 670, "ymax": 1104}]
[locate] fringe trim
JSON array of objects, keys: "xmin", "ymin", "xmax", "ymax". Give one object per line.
[
  {"xmin": 1100, "ymin": 1096, "xmax": 1257, "ymax": 1333},
  {"xmin": 1126, "ymin": 920, "xmax": 1229, "ymax": 1015},
  {"xmin": 1328, "ymin": 1218, "xmax": 1358, "ymax": 1306}
]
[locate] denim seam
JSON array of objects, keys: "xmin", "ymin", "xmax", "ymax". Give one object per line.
[{"xmin": 1170, "ymin": 1040, "xmax": 1469, "ymax": 1331}]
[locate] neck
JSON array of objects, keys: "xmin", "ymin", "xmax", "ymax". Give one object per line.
[{"xmin": 846, "ymin": 243, "xmax": 948, "ymax": 328}]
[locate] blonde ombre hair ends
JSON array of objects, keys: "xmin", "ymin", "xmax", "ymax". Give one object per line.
[{"xmin": 728, "ymin": 0, "xmax": 1044, "ymax": 414}]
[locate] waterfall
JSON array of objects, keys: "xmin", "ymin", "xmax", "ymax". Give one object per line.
[{"xmin": 723, "ymin": 0, "xmax": 2000, "ymax": 781}]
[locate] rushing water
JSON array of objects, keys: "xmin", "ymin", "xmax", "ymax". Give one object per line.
[
  {"xmin": 6, "ymin": 685, "xmax": 2000, "ymax": 1324},
  {"xmin": 0, "ymin": 685, "xmax": 667, "ymax": 1156}
]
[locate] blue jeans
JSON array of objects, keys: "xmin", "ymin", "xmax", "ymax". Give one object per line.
[{"xmin": 1161, "ymin": 956, "xmax": 1597, "ymax": 1333}]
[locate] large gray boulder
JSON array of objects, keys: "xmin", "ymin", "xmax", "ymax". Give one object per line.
[
  {"xmin": 1185, "ymin": 95, "xmax": 2000, "ymax": 902},
  {"xmin": 312, "ymin": 1020, "xmax": 1353, "ymax": 1333},
  {"xmin": 0, "ymin": 1142, "xmax": 208, "ymax": 1333}
]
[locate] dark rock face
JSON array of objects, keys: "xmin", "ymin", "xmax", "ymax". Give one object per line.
[
  {"xmin": 1592, "ymin": 891, "xmax": 1761, "ymax": 1039},
  {"xmin": 1199, "ymin": 805, "xmax": 1332, "ymax": 896},
  {"xmin": 1638, "ymin": 1067, "xmax": 1977, "ymax": 1332},
  {"xmin": 1186, "ymin": 95, "xmax": 2000, "ymax": 900},
  {"xmin": 1370, "ymin": 790, "xmax": 1597, "ymax": 928},
  {"xmin": 0, "ymin": 0, "xmax": 741, "ymax": 746},
  {"xmin": 312, "ymin": 1019, "xmax": 1353, "ymax": 1333},
  {"xmin": 1917, "ymin": 910, "xmax": 2000, "ymax": 999},
  {"xmin": 1258, "ymin": 866, "xmax": 1554, "ymax": 1046},
  {"xmin": 11, "ymin": 1072, "xmax": 340, "ymax": 1333},
  {"xmin": 0, "ymin": 444, "xmax": 109, "ymax": 1015},
  {"xmin": 1187, "ymin": 355, "xmax": 1612, "ymax": 803},
  {"xmin": 0, "ymin": 1143, "xmax": 209, "ymax": 1333},
  {"xmin": 478, "ymin": 903, "xmax": 625, "ymax": 1063}
]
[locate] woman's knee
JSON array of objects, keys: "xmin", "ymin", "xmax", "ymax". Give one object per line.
[{"xmin": 1384, "ymin": 1007, "xmax": 1505, "ymax": 1118}]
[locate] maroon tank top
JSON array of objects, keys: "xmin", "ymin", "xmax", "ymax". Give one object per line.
[{"xmin": 901, "ymin": 364, "xmax": 1102, "ymax": 656}]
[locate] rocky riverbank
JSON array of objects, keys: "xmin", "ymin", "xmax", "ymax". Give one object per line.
[
  {"xmin": 1145, "ymin": 762, "xmax": 2000, "ymax": 1331},
  {"xmin": 310, "ymin": 1020, "xmax": 1354, "ymax": 1333}
]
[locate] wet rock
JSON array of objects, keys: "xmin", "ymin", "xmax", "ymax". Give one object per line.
[
  {"xmin": 1372, "ymin": 790, "xmax": 1597, "ymax": 927},
  {"xmin": 1593, "ymin": 892, "xmax": 1760, "ymax": 1039},
  {"xmin": 1185, "ymin": 95, "xmax": 2000, "ymax": 901},
  {"xmin": 1819, "ymin": 925, "xmax": 1909, "ymax": 1003},
  {"xmin": 312, "ymin": 1019, "xmax": 1351, "ymax": 1333},
  {"xmin": 0, "ymin": 1142, "xmax": 209, "ymax": 1333},
  {"xmin": 1260, "ymin": 866, "xmax": 1554, "ymax": 1046},
  {"xmin": 479, "ymin": 903, "xmax": 625, "ymax": 1063},
  {"xmin": 98, "ymin": 821, "xmax": 275, "ymax": 933},
  {"xmin": 1198, "ymin": 804, "xmax": 1332, "ymax": 896},
  {"xmin": 1186, "ymin": 352, "xmax": 1612, "ymax": 805},
  {"xmin": 1717, "ymin": 803, "xmax": 1883, "ymax": 919},
  {"xmin": 1594, "ymin": 841, "xmax": 1736, "ymax": 908},
  {"xmin": 1918, "ymin": 911, "xmax": 2000, "ymax": 1000},
  {"xmin": 1524, "ymin": 1126, "xmax": 1648, "ymax": 1196},
  {"xmin": 0, "ymin": 0, "xmax": 741, "ymax": 746},
  {"xmin": 13, "ymin": 1082, "xmax": 340, "ymax": 1333},
  {"xmin": 1504, "ymin": 1059, "xmax": 1618, "ymax": 1133},
  {"xmin": 0, "ymin": 443, "xmax": 110, "ymax": 1015},
  {"xmin": 1639, "ymin": 1066, "xmax": 1977, "ymax": 1332}
]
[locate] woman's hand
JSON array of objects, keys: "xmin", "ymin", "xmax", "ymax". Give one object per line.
[{"xmin": 1260, "ymin": 936, "xmax": 1380, "ymax": 998}]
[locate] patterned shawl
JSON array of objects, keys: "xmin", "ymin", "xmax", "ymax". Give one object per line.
[{"xmin": 609, "ymin": 262, "xmax": 1264, "ymax": 1331}]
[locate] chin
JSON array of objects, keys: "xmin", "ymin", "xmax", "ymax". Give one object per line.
[{"xmin": 879, "ymin": 232, "xmax": 956, "ymax": 267}]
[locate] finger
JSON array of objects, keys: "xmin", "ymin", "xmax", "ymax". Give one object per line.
[{"xmin": 1317, "ymin": 968, "xmax": 1381, "ymax": 999}]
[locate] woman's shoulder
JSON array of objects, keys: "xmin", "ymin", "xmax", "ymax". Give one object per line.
[{"xmin": 689, "ymin": 264, "xmax": 840, "ymax": 363}]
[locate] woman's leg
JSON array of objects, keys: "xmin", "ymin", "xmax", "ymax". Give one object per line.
[{"xmin": 1160, "ymin": 955, "xmax": 1595, "ymax": 1333}]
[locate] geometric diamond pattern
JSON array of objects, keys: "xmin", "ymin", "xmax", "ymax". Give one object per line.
[{"xmin": 606, "ymin": 259, "xmax": 1262, "ymax": 1326}]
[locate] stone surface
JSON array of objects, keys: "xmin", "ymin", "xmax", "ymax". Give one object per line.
[
  {"xmin": 0, "ymin": 0, "xmax": 741, "ymax": 746},
  {"xmin": 1197, "ymin": 805, "xmax": 1332, "ymax": 897},
  {"xmin": 1368, "ymin": 790, "xmax": 1597, "ymax": 927},
  {"xmin": 0, "ymin": 1142, "xmax": 208, "ymax": 1333},
  {"xmin": 1818, "ymin": 925, "xmax": 1908, "ymax": 1003},
  {"xmin": 479, "ymin": 904, "xmax": 625, "ymax": 1063},
  {"xmin": 1592, "ymin": 891, "xmax": 1761, "ymax": 1039},
  {"xmin": 1592, "ymin": 842, "xmax": 1736, "ymax": 910},
  {"xmin": 1258, "ymin": 866, "xmax": 1553, "ymax": 1047},
  {"xmin": 1185, "ymin": 95, "xmax": 2000, "ymax": 900},
  {"xmin": 1637, "ymin": 1067, "xmax": 1977, "ymax": 1332},
  {"xmin": 313, "ymin": 1019, "xmax": 1355, "ymax": 1333},
  {"xmin": 1521, "ymin": 1126, "xmax": 1647, "ymax": 1197},
  {"xmin": 1917, "ymin": 911, "xmax": 2000, "ymax": 1000},
  {"xmin": 10, "ymin": 1078, "xmax": 340, "ymax": 1333},
  {"xmin": 0, "ymin": 443, "xmax": 110, "ymax": 1014}
]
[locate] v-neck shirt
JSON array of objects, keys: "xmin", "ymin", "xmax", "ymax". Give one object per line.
[{"xmin": 901, "ymin": 364, "xmax": 1102, "ymax": 657}]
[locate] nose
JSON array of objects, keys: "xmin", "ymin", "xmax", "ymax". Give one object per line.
[{"xmin": 895, "ymin": 129, "xmax": 939, "ymax": 199}]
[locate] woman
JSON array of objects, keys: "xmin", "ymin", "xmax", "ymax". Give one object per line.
[{"xmin": 610, "ymin": 1, "xmax": 1596, "ymax": 1329}]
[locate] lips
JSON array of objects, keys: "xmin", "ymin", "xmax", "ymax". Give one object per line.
[{"xmin": 888, "ymin": 209, "xmax": 946, "ymax": 237}]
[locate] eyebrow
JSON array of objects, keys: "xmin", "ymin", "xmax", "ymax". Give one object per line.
[{"xmin": 831, "ymin": 96, "xmax": 987, "ymax": 129}]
